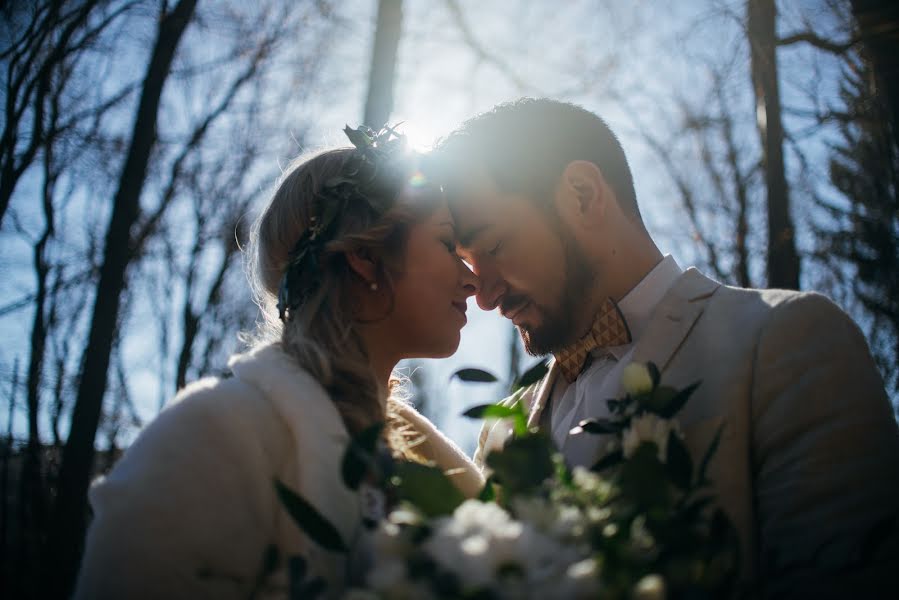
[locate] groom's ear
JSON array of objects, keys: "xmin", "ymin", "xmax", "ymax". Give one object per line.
[{"xmin": 555, "ymin": 160, "xmax": 607, "ymax": 229}]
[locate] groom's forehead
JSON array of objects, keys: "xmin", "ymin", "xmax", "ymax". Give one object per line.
[{"xmin": 447, "ymin": 170, "xmax": 506, "ymax": 238}]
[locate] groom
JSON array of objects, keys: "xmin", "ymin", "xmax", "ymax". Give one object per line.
[{"xmin": 435, "ymin": 98, "xmax": 899, "ymax": 595}]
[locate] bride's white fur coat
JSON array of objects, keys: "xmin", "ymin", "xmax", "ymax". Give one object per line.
[{"xmin": 75, "ymin": 342, "xmax": 482, "ymax": 599}]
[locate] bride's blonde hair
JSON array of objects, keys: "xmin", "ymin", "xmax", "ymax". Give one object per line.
[{"xmin": 247, "ymin": 147, "xmax": 436, "ymax": 456}]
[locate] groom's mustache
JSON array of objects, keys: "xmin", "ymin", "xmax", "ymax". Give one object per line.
[{"xmin": 499, "ymin": 294, "xmax": 531, "ymax": 320}]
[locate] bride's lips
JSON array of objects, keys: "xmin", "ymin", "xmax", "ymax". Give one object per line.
[{"xmin": 451, "ymin": 300, "xmax": 468, "ymax": 323}]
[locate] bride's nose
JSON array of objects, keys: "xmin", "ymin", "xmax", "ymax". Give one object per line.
[{"xmin": 459, "ymin": 261, "xmax": 480, "ymax": 298}]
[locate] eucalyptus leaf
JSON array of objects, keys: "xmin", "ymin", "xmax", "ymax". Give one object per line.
[
  {"xmin": 697, "ymin": 423, "xmax": 724, "ymax": 486},
  {"xmin": 452, "ymin": 367, "xmax": 499, "ymax": 383},
  {"xmin": 274, "ymin": 479, "xmax": 347, "ymax": 553},
  {"xmin": 393, "ymin": 461, "xmax": 465, "ymax": 517},
  {"xmin": 462, "ymin": 403, "xmax": 518, "ymax": 420},
  {"xmin": 657, "ymin": 381, "xmax": 701, "ymax": 419},
  {"xmin": 513, "ymin": 359, "xmax": 550, "ymax": 391}
]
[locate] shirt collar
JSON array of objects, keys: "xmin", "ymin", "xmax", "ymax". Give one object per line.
[{"xmin": 599, "ymin": 255, "xmax": 682, "ymax": 360}]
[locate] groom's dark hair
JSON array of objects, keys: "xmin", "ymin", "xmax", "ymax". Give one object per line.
[{"xmin": 435, "ymin": 98, "xmax": 642, "ymax": 224}]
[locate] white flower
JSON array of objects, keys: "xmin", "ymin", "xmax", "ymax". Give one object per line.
[
  {"xmin": 564, "ymin": 557, "xmax": 601, "ymax": 597},
  {"xmin": 571, "ymin": 466, "xmax": 600, "ymax": 491},
  {"xmin": 420, "ymin": 500, "xmax": 584, "ymax": 594},
  {"xmin": 621, "ymin": 413, "xmax": 682, "ymax": 463},
  {"xmin": 621, "ymin": 362, "xmax": 654, "ymax": 395},
  {"xmin": 510, "ymin": 496, "xmax": 555, "ymax": 530},
  {"xmin": 370, "ymin": 521, "xmax": 407, "ymax": 558},
  {"xmin": 632, "ymin": 574, "xmax": 666, "ymax": 600}
]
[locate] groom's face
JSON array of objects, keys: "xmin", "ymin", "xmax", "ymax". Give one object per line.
[{"xmin": 452, "ymin": 169, "xmax": 594, "ymax": 355}]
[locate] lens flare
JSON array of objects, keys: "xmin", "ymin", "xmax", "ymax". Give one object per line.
[{"xmin": 408, "ymin": 171, "xmax": 428, "ymax": 187}]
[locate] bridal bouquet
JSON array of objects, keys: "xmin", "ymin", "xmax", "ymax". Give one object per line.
[{"xmin": 277, "ymin": 362, "xmax": 739, "ymax": 599}]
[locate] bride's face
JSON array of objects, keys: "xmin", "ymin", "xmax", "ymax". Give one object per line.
[{"xmin": 388, "ymin": 199, "xmax": 479, "ymax": 358}]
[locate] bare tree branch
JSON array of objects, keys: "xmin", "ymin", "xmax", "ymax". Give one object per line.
[
  {"xmin": 778, "ymin": 30, "xmax": 856, "ymax": 54},
  {"xmin": 443, "ymin": 0, "xmax": 535, "ymax": 94}
]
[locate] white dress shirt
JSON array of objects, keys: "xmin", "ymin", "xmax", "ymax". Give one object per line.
[{"xmin": 550, "ymin": 255, "xmax": 682, "ymax": 467}]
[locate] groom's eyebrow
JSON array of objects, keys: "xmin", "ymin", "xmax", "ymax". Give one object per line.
[{"xmin": 458, "ymin": 223, "xmax": 491, "ymax": 247}]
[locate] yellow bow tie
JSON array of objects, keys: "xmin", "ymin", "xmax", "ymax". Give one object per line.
[{"xmin": 554, "ymin": 297, "xmax": 632, "ymax": 383}]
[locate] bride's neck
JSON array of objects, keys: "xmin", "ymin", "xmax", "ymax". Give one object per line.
[
  {"xmin": 369, "ymin": 353, "xmax": 397, "ymax": 403},
  {"xmin": 358, "ymin": 330, "xmax": 398, "ymax": 408}
]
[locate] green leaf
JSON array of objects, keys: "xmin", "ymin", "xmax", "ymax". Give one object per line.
[
  {"xmin": 478, "ymin": 478, "xmax": 497, "ymax": 503},
  {"xmin": 656, "ymin": 381, "xmax": 701, "ymax": 419},
  {"xmin": 570, "ymin": 418, "xmax": 623, "ymax": 436},
  {"xmin": 667, "ymin": 432, "xmax": 693, "ymax": 491},
  {"xmin": 697, "ymin": 423, "xmax": 724, "ymax": 486},
  {"xmin": 341, "ymin": 422, "xmax": 384, "ymax": 490},
  {"xmin": 647, "ymin": 361, "xmax": 661, "ymax": 388},
  {"xmin": 344, "ymin": 124, "xmax": 373, "ymax": 149},
  {"xmin": 462, "ymin": 403, "xmax": 519, "ymax": 420},
  {"xmin": 486, "ymin": 433, "xmax": 554, "ymax": 496},
  {"xmin": 618, "ymin": 443, "xmax": 671, "ymax": 510},
  {"xmin": 392, "ymin": 461, "xmax": 466, "ymax": 517},
  {"xmin": 682, "ymin": 495, "xmax": 714, "ymax": 521},
  {"xmin": 641, "ymin": 385, "xmax": 675, "ymax": 413},
  {"xmin": 452, "ymin": 368, "xmax": 499, "ymax": 383},
  {"xmin": 274, "ymin": 479, "xmax": 347, "ymax": 553},
  {"xmin": 513, "ymin": 359, "xmax": 549, "ymax": 391},
  {"xmin": 591, "ymin": 449, "xmax": 623, "ymax": 472}
]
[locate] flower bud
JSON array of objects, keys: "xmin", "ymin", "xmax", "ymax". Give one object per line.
[{"xmin": 621, "ymin": 362, "xmax": 654, "ymax": 395}]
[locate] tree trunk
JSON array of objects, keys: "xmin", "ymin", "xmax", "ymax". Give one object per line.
[
  {"xmin": 850, "ymin": 0, "xmax": 899, "ymax": 149},
  {"xmin": 363, "ymin": 0, "xmax": 403, "ymax": 129},
  {"xmin": 40, "ymin": 1, "xmax": 197, "ymax": 597},
  {"xmin": 748, "ymin": 0, "xmax": 801, "ymax": 289}
]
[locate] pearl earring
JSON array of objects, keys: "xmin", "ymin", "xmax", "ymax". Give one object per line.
[{"xmin": 369, "ymin": 282, "xmax": 378, "ymax": 291}]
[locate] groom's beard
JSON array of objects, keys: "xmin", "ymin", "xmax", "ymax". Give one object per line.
[{"xmin": 512, "ymin": 235, "xmax": 594, "ymax": 356}]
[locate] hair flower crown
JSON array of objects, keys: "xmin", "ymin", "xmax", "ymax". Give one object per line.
[{"xmin": 277, "ymin": 125, "xmax": 412, "ymax": 322}]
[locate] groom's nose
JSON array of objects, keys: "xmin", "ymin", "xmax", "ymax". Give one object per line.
[{"xmin": 474, "ymin": 273, "xmax": 506, "ymax": 312}]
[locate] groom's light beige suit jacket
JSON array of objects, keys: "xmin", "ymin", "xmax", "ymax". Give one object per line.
[{"xmin": 475, "ymin": 268, "xmax": 899, "ymax": 596}]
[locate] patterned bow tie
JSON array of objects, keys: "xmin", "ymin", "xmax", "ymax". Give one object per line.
[{"xmin": 554, "ymin": 297, "xmax": 632, "ymax": 383}]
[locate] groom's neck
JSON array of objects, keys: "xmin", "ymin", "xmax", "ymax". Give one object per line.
[{"xmin": 592, "ymin": 229, "xmax": 663, "ymax": 307}]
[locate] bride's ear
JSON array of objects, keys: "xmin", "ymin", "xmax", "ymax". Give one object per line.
[{"xmin": 345, "ymin": 248, "xmax": 378, "ymax": 286}]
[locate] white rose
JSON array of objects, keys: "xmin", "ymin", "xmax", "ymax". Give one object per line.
[
  {"xmin": 621, "ymin": 362, "xmax": 654, "ymax": 395},
  {"xmin": 621, "ymin": 413, "xmax": 682, "ymax": 463}
]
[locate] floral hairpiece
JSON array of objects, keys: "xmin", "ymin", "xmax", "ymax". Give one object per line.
[{"xmin": 277, "ymin": 124, "xmax": 411, "ymax": 322}]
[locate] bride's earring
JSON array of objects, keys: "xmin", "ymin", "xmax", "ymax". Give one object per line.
[{"xmin": 369, "ymin": 282, "xmax": 378, "ymax": 291}]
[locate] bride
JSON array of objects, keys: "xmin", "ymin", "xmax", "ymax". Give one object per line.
[{"xmin": 74, "ymin": 127, "xmax": 484, "ymax": 598}]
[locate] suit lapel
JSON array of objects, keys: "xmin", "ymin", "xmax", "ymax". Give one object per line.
[
  {"xmin": 527, "ymin": 359, "xmax": 560, "ymax": 429},
  {"xmin": 627, "ymin": 268, "xmax": 720, "ymax": 390}
]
